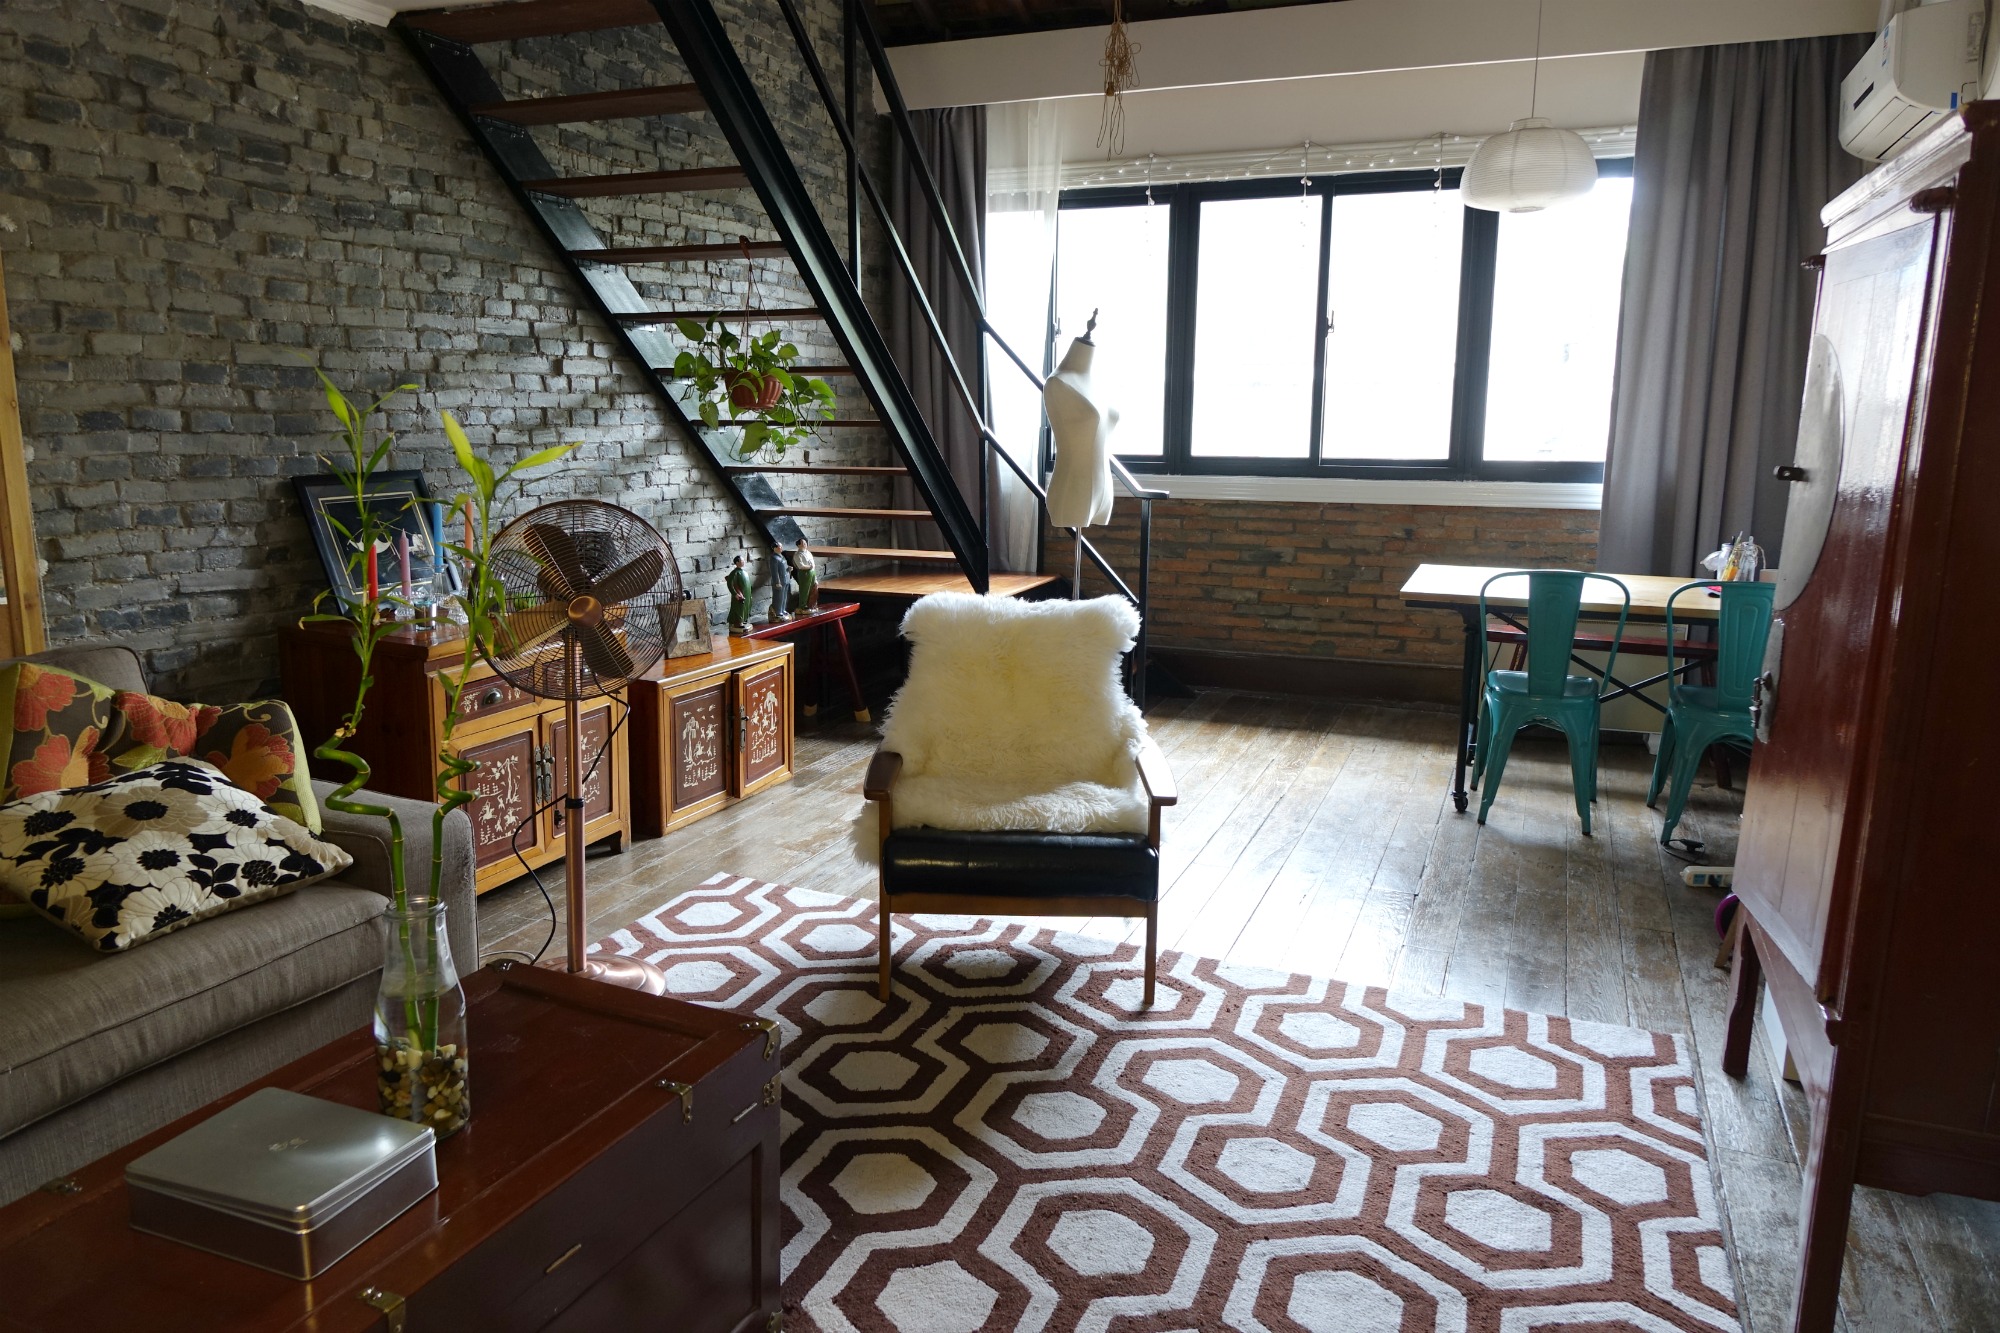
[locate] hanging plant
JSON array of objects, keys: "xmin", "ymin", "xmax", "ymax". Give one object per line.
[
  {"xmin": 670, "ymin": 238, "xmax": 837, "ymax": 461},
  {"xmin": 672, "ymin": 317, "xmax": 836, "ymax": 461}
]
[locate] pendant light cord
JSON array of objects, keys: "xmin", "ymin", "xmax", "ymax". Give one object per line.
[{"xmin": 1529, "ymin": 0, "xmax": 1544, "ymax": 118}]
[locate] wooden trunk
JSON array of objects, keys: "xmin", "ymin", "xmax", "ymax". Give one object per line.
[
  {"xmin": 279, "ymin": 623, "xmax": 630, "ymax": 897},
  {"xmin": 1723, "ymin": 104, "xmax": 2000, "ymax": 1332},
  {"xmin": 627, "ymin": 638, "xmax": 794, "ymax": 839},
  {"xmin": 0, "ymin": 966, "xmax": 784, "ymax": 1332}
]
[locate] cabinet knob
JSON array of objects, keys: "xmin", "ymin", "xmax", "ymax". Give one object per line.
[{"xmin": 479, "ymin": 686, "xmax": 504, "ymax": 708}]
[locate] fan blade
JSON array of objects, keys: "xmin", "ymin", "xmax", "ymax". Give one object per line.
[
  {"xmin": 524, "ymin": 524, "xmax": 588, "ymax": 599},
  {"xmin": 582, "ymin": 547, "xmax": 665, "ymax": 609},
  {"xmin": 578, "ymin": 623, "xmax": 635, "ymax": 682},
  {"xmin": 491, "ymin": 601, "xmax": 566, "ymax": 658}
]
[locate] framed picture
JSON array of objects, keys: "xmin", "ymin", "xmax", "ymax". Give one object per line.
[
  {"xmin": 292, "ymin": 470, "xmax": 461, "ymax": 610},
  {"xmin": 665, "ymin": 596, "xmax": 712, "ymax": 658}
]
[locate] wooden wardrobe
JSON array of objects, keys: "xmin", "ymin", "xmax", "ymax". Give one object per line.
[{"xmin": 1724, "ymin": 104, "xmax": 2000, "ymax": 1331}]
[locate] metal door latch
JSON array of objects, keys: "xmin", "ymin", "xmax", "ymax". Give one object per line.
[
  {"xmin": 359, "ymin": 1286, "xmax": 407, "ymax": 1333},
  {"xmin": 1750, "ymin": 671, "xmax": 1776, "ymax": 739}
]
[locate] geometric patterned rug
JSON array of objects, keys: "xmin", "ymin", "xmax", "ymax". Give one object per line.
[{"xmin": 592, "ymin": 874, "xmax": 1740, "ymax": 1332}]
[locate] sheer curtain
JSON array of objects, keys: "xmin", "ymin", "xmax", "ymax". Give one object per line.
[{"xmin": 983, "ymin": 100, "xmax": 1063, "ymax": 573}]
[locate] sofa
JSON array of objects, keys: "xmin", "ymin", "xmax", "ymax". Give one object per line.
[{"xmin": 0, "ymin": 643, "xmax": 476, "ymax": 1205}]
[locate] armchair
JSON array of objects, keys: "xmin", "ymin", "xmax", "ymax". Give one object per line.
[{"xmin": 862, "ymin": 594, "xmax": 1175, "ymax": 1007}]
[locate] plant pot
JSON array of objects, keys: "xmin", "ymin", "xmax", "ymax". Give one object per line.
[
  {"xmin": 727, "ymin": 372, "xmax": 782, "ymax": 412},
  {"xmin": 374, "ymin": 900, "xmax": 470, "ymax": 1138}
]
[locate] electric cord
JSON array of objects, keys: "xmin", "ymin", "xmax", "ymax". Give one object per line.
[{"xmin": 477, "ymin": 695, "xmax": 632, "ymax": 969}]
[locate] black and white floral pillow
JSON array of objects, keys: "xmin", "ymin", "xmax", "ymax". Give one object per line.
[{"xmin": 0, "ymin": 758, "xmax": 353, "ymax": 952}]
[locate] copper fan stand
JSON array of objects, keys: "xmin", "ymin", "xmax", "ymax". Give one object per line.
[{"xmin": 560, "ymin": 626, "xmax": 667, "ymax": 994}]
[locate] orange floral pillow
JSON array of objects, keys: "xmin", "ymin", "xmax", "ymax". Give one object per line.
[
  {"xmin": 107, "ymin": 694, "xmax": 323, "ymax": 834},
  {"xmin": 0, "ymin": 662, "xmax": 117, "ymax": 805}
]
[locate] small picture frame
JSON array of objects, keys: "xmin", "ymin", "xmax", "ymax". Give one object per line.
[
  {"xmin": 665, "ymin": 596, "xmax": 712, "ymax": 658},
  {"xmin": 293, "ymin": 470, "xmax": 461, "ymax": 610}
]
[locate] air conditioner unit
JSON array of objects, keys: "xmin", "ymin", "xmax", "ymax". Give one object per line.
[{"xmin": 1839, "ymin": 0, "xmax": 1986, "ymax": 164}]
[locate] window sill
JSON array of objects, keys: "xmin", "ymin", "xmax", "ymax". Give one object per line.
[{"xmin": 1141, "ymin": 475, "xmax": 1602, "ymax": 510}]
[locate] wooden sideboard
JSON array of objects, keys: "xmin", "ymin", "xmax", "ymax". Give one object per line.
[
  {"xmin": 1723, "ymin": 106, "xmax": 2000, "ymax": 1332},
  {"xmin": 628, "ymin": 637, "xmax": 794, "ymax": 839},
  {"xmin": 280, "ymin": 622, "xmax": 630, "ymax": 896}
]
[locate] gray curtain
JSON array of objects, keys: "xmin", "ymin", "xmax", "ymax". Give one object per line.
[
  {"xmin": 1598, "ymin": 35, "xmax": 1869, "ymax": 576},
  {"xmin": 887, "ymin": 106, "xmax": 987, "ymax": 553}
]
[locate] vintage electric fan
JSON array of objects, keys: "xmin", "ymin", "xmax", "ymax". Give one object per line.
[{"xmin": 482, "ymin": 500, "xmax": 680, "ymax": 992}]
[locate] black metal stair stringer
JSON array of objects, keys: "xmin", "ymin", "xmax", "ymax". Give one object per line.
[
  {"xmin": 647, "ymin": 0, "xmax": 989, "ymax": 593},
  {"xmin": 396, "ymin": 28, "xmax": 804, "ymax": 551}
]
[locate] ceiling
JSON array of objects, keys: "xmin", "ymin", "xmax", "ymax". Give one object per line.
[{"xmin": 866, "ymin": 0, "xmax": 1348, "ymax": 47}]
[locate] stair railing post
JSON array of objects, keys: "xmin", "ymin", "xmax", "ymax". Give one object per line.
[
  {"xmin": 1135, "ymin": 495, "xmax": 1152, "ymax": 708},
  {"xmin": 842, "ymin": 0, "xmax": 860, "ymax": 277}
]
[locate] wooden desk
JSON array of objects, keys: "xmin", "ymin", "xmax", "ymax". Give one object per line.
[
  {"xmin": 1400, "ymin": 563, "xmax": 1720, "ymax": 812},
  {"xmin": 743, "ymin": 600, "xmax": 868, "ymax": 722},
  {"xmin": 0, "ymin": 965, "xmax": 782, "ymax": 1332}
]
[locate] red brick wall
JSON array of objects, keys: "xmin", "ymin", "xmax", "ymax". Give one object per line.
[{"xmin": 1052, "ymin": 499, "xmax": 1600, "ymax": 673}]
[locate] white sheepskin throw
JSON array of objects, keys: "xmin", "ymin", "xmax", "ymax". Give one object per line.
[{"xmin": 878, "ymin": 593, "xmax": 1151, "ymax": 836}]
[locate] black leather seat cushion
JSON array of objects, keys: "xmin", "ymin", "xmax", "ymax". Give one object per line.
[{"xmin": 882, "ymin": 828, "xmax": 1159, "ymax": 902}]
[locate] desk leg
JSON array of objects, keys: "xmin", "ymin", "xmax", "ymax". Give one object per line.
[
  {"xmin": 831, "ymin": 618, "xmax": 869, "ymax": 723},
  {"xmin": 1453, "ymin": 607, "xmax": 1478, "ymax": 813}
]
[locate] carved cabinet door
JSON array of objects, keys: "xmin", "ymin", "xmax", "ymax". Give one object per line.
[
  {"xmin": 736, "ymin": 659, "xmax": 792, "ymax": 797},
  {"xmin": 549, "ymin": 702, "xmax": 619, "ymax": 844},
  {"xmin": 666, "ymin": 675, "xmax": 732, "ymax": 824},
  {"xmin": 457, "ymin": 725, "xmax": 544, "ymax": 872}
]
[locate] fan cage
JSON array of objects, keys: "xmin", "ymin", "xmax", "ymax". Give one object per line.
[{"xmin": 481, "ymin": 499, "xmax": 682, "ymax": 700}]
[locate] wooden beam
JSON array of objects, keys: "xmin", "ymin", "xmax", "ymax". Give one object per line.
[
  {"xmin": 0, "ymin": 249, "xmax": 46, "ymax": 656},
  {"xmin": 400, "ymin": 0, "xmax": 659, "ymax": 43}
]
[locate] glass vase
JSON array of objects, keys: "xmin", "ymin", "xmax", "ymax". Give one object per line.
[{"xmin": 374, "ymin": 900, "xmax": 470, "ymax": 1138}]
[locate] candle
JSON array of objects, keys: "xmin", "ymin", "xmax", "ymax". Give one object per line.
[
  {"xmin": 365, "ymin": 541, "xmax": 378, "ymax": 604},
  {"xmin": 398, "ymin": 530, "xmax": 413, "ymax": 603}
]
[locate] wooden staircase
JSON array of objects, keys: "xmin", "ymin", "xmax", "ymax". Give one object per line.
[{"xmin": 398, "ymin": 0, "xmax": 1024, "ymax": 607}]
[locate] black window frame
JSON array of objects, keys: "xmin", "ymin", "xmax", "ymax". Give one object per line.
[{"xmin": 1047, "ymin": 158, "xmax": 1634, "ymax": 482}]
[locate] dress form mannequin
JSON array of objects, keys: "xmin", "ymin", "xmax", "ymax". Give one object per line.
[{"xmin": 1044, "ymin": 311, "xmax": 1118, "ymax": 597}]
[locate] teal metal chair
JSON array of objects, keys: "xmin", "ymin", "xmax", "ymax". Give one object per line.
[
  {"xmin": 1471, "ymin": 570, "xmax": 1630, "ymax": 836},
  {"xmin": 1647, "ymin": 579, "xmax": 1776, "ymax": 847}
]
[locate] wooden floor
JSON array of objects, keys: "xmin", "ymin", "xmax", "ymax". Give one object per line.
[{"xmin": 478, "ymin": 689, "xmax": 2000, "ymax": 1332}]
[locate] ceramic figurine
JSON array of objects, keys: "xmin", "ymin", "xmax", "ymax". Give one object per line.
[
  {"xmin": 788, "ymin": 538, "xmax": 818, "ymax": 611},
  {"xmin": 725, "ymin": 554, "xmax": 752, "ymax": 636},
  {"xmin": 766, "ymin": 546, "xmax": 792, "ymax": 623}
]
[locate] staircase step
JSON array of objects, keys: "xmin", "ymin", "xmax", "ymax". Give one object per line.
[
  {"xmin": 821, "ymin": 571, "xmax": 1065, "ymax": 601},
  {"xmin": 619, "ymin": 308, "xmax": 822, "ymax": 326},
  {"xmin": 811, "ymin": 546, "xmax": 962, "ymax": 564},
  {"xmin": 574, "ymin": 240, "xmax": 788, "ymax": 263},
  {"xmin": 404, "ymin": 0, "xmax": 658, "ymax": 43},
  {"xmin": 521, "ymin": 166, "xmax": 751, "ymax": 198},
  {"xmin": 756, "ymin": 507, "xmax": 934, "ymax": 521},
  {"xmin": 722, "ymin": 464, "xmax": 907, "ymax": 477},
  {"xmin": 468, "ymin": 84, "xmax": 706, "ymax": 125}
]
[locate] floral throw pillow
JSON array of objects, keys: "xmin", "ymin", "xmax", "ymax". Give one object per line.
[
  {"xmin": 0, "ymin": 662, "xmax": 117, "ymax": 804},
  {"xmin": 0, "ymin": 759, "xmax": 353, "ymax": 953},
  {"xmin": 108, "ymin": 694, "xmax": 322, "ymax": 834}
]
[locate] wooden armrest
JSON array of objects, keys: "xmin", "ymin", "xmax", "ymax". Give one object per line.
[
  {"xmin": 863, "ymin": 749, "xmax": 903, "ymax": 801},
  {"xmin": 1135, "ymin": 738, "xmax": 1176, "ymax": 806}
]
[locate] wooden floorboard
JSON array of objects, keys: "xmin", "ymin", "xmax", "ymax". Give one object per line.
[{"xmin": 474, "ymin": 687, "xmax": 2000, "ymax": 1330}]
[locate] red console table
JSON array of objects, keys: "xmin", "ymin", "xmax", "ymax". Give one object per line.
[{"xmin": 745, "ymin": 601, "xmax": 868, "ymax": 722}]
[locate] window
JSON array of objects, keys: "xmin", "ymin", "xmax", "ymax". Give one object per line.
[
  {"xmin": 1052, "ymin": 199, "xmax": 1171, "ymax": 457},
  {"xmin": 991, "ymin": 161, "xmax": 1633, "ymax": 480}
]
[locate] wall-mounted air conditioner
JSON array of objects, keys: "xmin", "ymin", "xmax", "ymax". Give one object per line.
[{"xmin": 1839, "ymin": 0, "xmax": 1986, "ymax": 164}]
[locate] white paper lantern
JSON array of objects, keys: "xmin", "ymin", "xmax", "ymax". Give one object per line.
[{"xmin": 1462, "ymin": 118, "xmax": 1598, "ymax": 213}]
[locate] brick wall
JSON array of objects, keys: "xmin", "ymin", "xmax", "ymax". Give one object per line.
[
  {"xmin": 1056, "ymin": 497, "xmax": 1600, "ymax": 693},
  {"xmin": 0, "ymin": 0, "xmax": 891, "ymax": 700}
]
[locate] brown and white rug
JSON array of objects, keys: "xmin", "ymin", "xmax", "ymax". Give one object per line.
[{"xmin": 592, "ymin": 874, "xmax": 1740, "ymax": 1333}]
